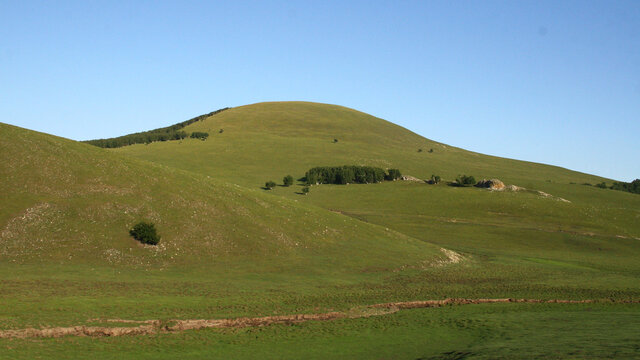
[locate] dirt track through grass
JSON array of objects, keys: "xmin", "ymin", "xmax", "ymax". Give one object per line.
[{"xmin": 3, "ymin": 298, "xmax": 636, "ymax": 339}]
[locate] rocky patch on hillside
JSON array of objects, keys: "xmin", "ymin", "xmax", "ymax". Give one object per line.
[{"xmin": 475, "ymin": 179, "xmax": 505, "ymax": 190}]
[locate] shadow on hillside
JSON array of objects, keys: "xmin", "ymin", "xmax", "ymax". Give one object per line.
[{"xmin": 447, "ymin": 182, "xmax": 470, "ymax": 187}]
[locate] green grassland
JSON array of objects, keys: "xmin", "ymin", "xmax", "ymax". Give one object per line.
[
  {"xmin": 0, "ymin": 122, "xmax": 445, "ymax": 324},
  {"xmin": 3, "ymin": 303, "xmax": 639, "ymax": 359},
  {"xmin": 1, "ymin": 102, "xmax": 639, "ymax": 358},
  {"xmin": 114, "ymin": 101, "xmax": 640, "ymax": 299}
]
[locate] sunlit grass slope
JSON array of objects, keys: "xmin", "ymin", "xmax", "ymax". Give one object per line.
[
  {"xmin": 114, "ymin": 101, "xmax": 640, "ymax": 260},
  {"xmin": 113, "ymin": 101, "xmax": 640, "ymax": 299},
  {"xmin": 115, "ymin": 101, "xmax": 609, "ymax": 191},
  {"xmin": 2, "ymin": 102, "xmax": 639, "ymax": 359},
  {"xmin": 0, "ymin": 122, "xmax": 447, "ymax": 326},
  {"xmin": 0, "ymin": 122, "xmax": 441, "ymax": 269}
]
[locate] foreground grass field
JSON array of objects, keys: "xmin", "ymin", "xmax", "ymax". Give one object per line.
[
  {"xmin": 1, "ymin": 102, "xmax": 639, "ymax": 358},
  {"xmin": 3, "ymin": 303, "xmax": 638, "ymax": 359}
]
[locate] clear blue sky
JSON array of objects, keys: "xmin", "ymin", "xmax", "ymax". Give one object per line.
[{"xmin": 1, "ymin": 1, "xmax": 639, "ymax": 181}]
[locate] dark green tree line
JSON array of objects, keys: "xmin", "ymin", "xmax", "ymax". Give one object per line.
[
  {"xmin": 610, "ymin": 179, "xmax": 640, "ymax": 194},
  {"xmin": 190, "ymin": 132, "xmax": 209, "ymax": 140},
  {"xmin": 304, "ymin": 166, "xmax": 399, "ymax": 185},
  {"xmin": 84, "ymin": 107, "xmax": 229, "ymax": 148}
]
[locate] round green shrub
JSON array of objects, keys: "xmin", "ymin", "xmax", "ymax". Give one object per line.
[
  {"xmin": 130, "ymin": 222, "xmax": 160, "ymax": 245},
  {"xmin": 455, "ymin": 175, "xmax": 476, "ymax": 187}
]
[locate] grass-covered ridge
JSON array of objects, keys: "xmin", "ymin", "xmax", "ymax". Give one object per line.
[{"xmin": 114, "ymin": 101, "xmax": 611, "ymax": 189}]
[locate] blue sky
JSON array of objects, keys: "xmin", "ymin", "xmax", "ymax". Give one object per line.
[{"xmin": 1, "ymin": 1, "xmax": 639, "ymax": 181}]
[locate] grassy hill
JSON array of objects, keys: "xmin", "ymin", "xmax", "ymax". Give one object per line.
[
  {"xmin": 113, "ymin": 101, "xmax": 609, "ymax": 189},
  {"xmin": 113, "ymin": 101, "xmax": 640, "ymax": 272},
  {"xmin": 1, "ymin": 122, "xmax": 446, "ymax": 266},
  {"xmin": 2, "ymin": 102, "xmax": 640, "ymax": 359},
  {"xmin": 0, "ymin": 122, "xmax": 449, "ymax": 325}
]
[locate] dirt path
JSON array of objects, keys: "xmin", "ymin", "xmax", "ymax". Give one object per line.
[{"xmin": 1, "ymin": 298, "xmax": 636, "ymax": 339}]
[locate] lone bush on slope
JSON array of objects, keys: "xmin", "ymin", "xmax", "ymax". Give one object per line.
[{"xmin": 130, "ymin": 222, "xmax": 160, "ymax": 245}]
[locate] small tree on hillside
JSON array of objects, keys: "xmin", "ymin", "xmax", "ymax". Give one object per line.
[
  {"xmin": 283, "ymin": 175, "xmax": 294, "ymax": 187},
  {"xmin": 455, "ymin": 175, "xmax": 476, "ymax": 187},
  {"xmin": 595, "ymin": 182, "xmax": 607, "ymax": 189},
  {"xmin": 430, "ymin": 174, "xmax": 441, "ymax": 184},
  {"xmin": 265, "ymin": 180, "xmax": 276, "ymax": 190},
  {"xmin": 130, "ymin": 222, "xmax": 160, "ymax": 245},
  {"xmin": 302, "ymin": 186, "xmax": 310, "ymax": 195}
]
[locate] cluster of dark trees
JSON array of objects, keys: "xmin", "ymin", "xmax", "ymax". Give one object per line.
[
  {"xmin": 264, "ymin": 175, "xmax": 295, "ymax": 190},
  {"xmin": 454, "ymin": 175, "xmax": 476, "ymax": 187},
  {"xmin": 85, "ymin": 107, "xmax": 229, "ymax": 148},
  {"xmin": 304, "ymin": 166, "xmax": 401, "ymax": 185},
  {"xmin": 190, "ymin": 132, "xmax": 209, "ymax": 140},
  {"xmin": 611, "ymin": 179, "xmax": 640, "ymax": 194},
  {"xmin": 86, "ymin": 131, "xmax": 189, "ymax": 148},
  {"xmin": 592, "ymin": 179, "xmax": 640, "ymax": 194}
]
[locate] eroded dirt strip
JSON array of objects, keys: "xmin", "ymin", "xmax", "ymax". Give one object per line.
[{"xmin": 1, "ymin": 298, "xmax": 637, "ymax": 339}]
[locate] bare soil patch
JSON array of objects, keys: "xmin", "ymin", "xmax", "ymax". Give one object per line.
[{"xmin": 1, "ymin": 298, "xmax": 636, "ymax": 339}]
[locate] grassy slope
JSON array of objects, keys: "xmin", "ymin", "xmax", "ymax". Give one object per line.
[
  {"xmin": 115, "ymin": 101, "xmax": 640, "ymax": 244},
  {"xmin": 114, "ymin": 101, "xmax": 640, "ymax": 280},
  {"xmin": 0, "ymin": 122, "xmax": 445, "ymax": 327},
  {"xmin": 108, "ymin": 101, "xmax": 640, "ymax": 358},
  {"xmin": 3, "ymin": 101, "xmax": 639, "ymax": 358},
  {"xmin": 114, "ymin": 101, "xmax": 610, "ymax": 189}
]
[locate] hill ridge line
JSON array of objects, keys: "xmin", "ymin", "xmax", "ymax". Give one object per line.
[{"xmin": 2, "ymin": 298, "xmax": 637, "ymax": 339}]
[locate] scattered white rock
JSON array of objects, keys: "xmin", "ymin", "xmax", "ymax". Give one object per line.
[{"xmin": 400, "ymin": 175, "xmax": 425, "ymax": 182}]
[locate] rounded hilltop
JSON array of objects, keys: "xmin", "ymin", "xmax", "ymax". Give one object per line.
[{"xmin": 114, "ymin": 100, "xmax": 609, "ymax": 189}]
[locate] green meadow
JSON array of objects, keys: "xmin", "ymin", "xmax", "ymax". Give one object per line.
[
  {"xmin": 4, "ymin": 303, "xmax": 639, "ymax": 360},
  {"xmin": 1, "ymin": 102, "xmax": 639, "ymax": 358}
]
